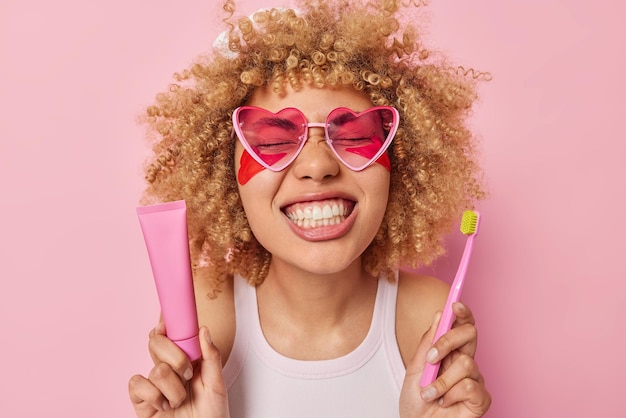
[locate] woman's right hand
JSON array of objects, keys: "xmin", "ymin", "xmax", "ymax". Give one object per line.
[{"xmin": 128, "ymin": 322, "xmax": 230, "ymax": 418}]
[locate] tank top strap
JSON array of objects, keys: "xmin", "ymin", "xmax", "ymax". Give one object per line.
[
  {"xmin": 222, "ymin": 274, "xmax": 252, "ymax": 389},
  {"xmin": 381, "ymin": 269, "xmax": 406, "ymax": 390}
]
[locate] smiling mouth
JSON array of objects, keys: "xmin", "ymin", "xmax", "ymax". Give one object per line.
[{"xmin": 282, "ymin": 198, "xmax": 356, "ymax": 229}]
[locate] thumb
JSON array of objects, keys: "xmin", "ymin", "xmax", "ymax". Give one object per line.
[
  {"xmin": 407, "ymin": 310, "xmax": 442, "ymax": 376},
  {"xmin": 198, "ymin": 327, "xmax": 225, "ymax": 390},
  {"xmin": 189, "ymin": 327, "xmax": 230, "ymax": 417},
  {"xmin": 399, "ymin": 311, "xmax": 443, "ymax": 415}
]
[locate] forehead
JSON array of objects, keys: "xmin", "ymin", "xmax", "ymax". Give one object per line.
[{"xmin": 245, "ymin": 83, "xmax": 374, "ymax": 122}]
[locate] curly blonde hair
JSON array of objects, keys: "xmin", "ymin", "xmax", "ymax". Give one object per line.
[{"xmin": 140, "ymin": 0, "xmax": 486, "ymax": 295}]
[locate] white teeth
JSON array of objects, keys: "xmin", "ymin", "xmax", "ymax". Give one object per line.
[
  {"xmin": 285, "ymin": 200, "xmax": 351, "ymax": 229},
  {"xmin": 296, "ymin": 216, "xmax": 343, "ymax": 228}
]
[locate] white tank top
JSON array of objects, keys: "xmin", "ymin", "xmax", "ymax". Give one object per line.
[{"xmin": 222, "ymin": 273, "xmax": 406, "ymax": 418}]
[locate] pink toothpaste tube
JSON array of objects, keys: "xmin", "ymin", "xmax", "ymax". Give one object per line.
[{"xmin": 137, "ymin": 200, "xmax": 201, "ymax": 361}]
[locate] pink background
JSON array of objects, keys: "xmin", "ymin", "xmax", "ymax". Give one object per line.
[{"xmin": 1, "ymin": 0, "xmax": 624, "ymax": 416}]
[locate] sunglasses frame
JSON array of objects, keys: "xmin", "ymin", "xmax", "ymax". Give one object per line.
[{"xmin": 232, "ymin": 105, "xmax": 400, "ymax": 172}]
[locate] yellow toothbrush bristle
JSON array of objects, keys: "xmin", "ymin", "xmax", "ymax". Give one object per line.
[{"xmin": 460, "ymin": 210, "xmax": 480, "ymax": 235}]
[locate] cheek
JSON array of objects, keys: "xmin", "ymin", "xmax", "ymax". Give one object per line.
[
  {"xmin": 375, "ymin": 153, "xmax": 391, "ymax": 171},
  {"xmin": 365, "ymin": 170, "xmax": 391, "ymax": 221},
  {"xmin": 238, "ymin": 150, "xmax": 265, "ymax": 185}
]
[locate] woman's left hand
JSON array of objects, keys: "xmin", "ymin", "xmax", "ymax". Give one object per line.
[{"xmin": 399, "ymin": 302, "xmax": 491, "ymax": 417}]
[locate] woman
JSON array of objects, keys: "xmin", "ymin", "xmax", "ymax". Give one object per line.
[{"xmin": 129, "ymin": 1, "xmax": 491, "ymax": 416}]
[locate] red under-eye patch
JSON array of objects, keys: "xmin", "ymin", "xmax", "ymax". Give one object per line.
[{"xmin": 237, "ymin": 149, "xmax": 390, "ymax": 185}]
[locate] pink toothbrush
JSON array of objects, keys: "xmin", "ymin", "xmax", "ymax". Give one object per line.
[{"xmin": 420, "ymin": 210, "xmax": 481, "ymax": 387}]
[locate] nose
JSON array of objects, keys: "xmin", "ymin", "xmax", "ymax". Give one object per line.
[{"xmin": 290, "ymin": 127, "xmax": 340, "ymax": 181}]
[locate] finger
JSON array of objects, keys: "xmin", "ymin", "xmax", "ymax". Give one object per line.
[
  {"xmin": 452, "ymin": 302, "xmax": 475, "ymax": 326},
  {"xmin": 438, "ymin": 377, "xmax": 492, "ymax": 414},
  {"xmin": 427, "ymin": 322, "xmax": 478, "ymax": 365},
  {"xmin": 420, "ymin": 353, "xmax": 480, "ymax": 403},
  {"xmin": 148, "ymin": 362, "xmax": 188, "ymax": 409},
  {"xmin": 128, "ymin": 374, "xmax": 171, "ymax": 414},
  {"xmin": 149, "ymin": 318, "xmax": 166, "ymax": 339},
  {"xmin": 149, "ymin": 333, "xmax": 194, "ymax": 382}
]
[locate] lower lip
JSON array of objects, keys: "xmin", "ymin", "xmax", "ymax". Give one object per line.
[{"xmin": 284, "ymin": 205, "xmax": 358, "ymax": 241}]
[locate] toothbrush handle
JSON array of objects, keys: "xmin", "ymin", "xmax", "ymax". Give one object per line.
[{"xmin": 419, "ymin": 235, "xmax": 475, "ymax": 387}]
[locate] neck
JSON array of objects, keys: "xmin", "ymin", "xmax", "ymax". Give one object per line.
[
  {"xmin": 255, "ymin": 258, "xmax": 379, "ymax": 359},
  {"xmin": 257, "ymin": 257, "xmax": 378, "ymax": 325}
]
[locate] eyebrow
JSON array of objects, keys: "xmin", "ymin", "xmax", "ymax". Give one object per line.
[
  {"xmin": 251, "ymin": 117, "xmax": 299, "ymax": 130},
  {"xmin": 328, "ymin": 112, "xmax": 357, "ymax": 126}
]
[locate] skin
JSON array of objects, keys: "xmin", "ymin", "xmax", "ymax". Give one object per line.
[{"xmin": 128, "ymin": 84, "xmax": 491, "ymax": 417}]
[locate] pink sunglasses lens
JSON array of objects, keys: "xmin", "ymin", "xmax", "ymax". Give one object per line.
[
  {"xmin": 326, "ymin": 108, "xmax": 396, "ymax": 170},
  {"xmin": 236, "ymin": 107, "xmax": 306, "ymax": 170}
]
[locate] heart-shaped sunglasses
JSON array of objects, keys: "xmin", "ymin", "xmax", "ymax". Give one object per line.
[{"xmin": 232, "ymin": 106, "xmax": 399, "ymax": 172}]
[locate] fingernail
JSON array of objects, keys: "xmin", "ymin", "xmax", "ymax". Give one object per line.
[
  {"xmin": 162, "ymin": 401, "xmax": 170, "ymax": 411},
  {"xmin": 183, "ymin": 367, "xmax": 193, "ymax": 381},
  {"xmin": 426, "ymin": 347, "xmax": 438, "ymax": 363},
  {"xmin": 455, "ymin": 302, "xmax": 467, "ymax": 312},
  {"xmin": 438, "ymin": 397, "xmax": 444, "ymax": 406},
  {"xmin": 421, "ymin": 386, "xmax": 436, "ymax": 402}
]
